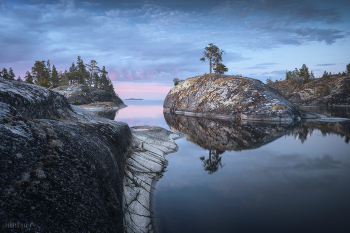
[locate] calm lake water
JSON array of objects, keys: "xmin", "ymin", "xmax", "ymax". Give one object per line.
[{"xmin": 112, "ymin": 100, "xmax": 350, "ymax": 233}]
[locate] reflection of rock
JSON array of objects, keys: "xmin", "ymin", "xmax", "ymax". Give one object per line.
[
  {"xmin": 123, "ymin": 126, "xmax": 183, "ymax": 233},
  {"xmin": 164, "ymin": 74, "xmax": 308, "ymax": 122},
  {"xmin": 289, "ymin": 121, "xmax": 350, "ymax": 144},
  {"xmin": 164, "ymin": 113, "xmax": 297, "ymax": 151},
  {"xmin": 92, "ymin": 109, "xmax": 118, "ymax": 120}
]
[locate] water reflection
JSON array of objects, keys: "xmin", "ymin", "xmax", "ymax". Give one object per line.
[
  {"xmin": 299, "ymin": 105, "xmax": 350, "ymax": 119},
  {"xmin": 92, "ymin": 110, "xmax": 118, "ymax": 120},
  {"xmin": 289, "ymin": 121, "xmax": 350, "ymax": 144},
  {"xmin": 199, "ymin": 150, "xmax": 225, "ymax": 174},
  {"xmin": 164, "ymin": 112, "xmax": 297, "ymax": 151}
]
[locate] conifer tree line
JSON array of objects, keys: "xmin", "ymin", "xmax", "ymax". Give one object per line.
[
  {"xmin": 266, "ymin": 63, "xmax": 350, "ymax": 84},
  {"xmin": 0, "ymin": 56, "xmax": 116, "ymax": 96}
]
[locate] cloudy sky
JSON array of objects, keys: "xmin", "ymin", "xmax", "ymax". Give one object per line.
[{"xmin": 1, "ymin": 0, "xmax": 349, "ymax": 99}]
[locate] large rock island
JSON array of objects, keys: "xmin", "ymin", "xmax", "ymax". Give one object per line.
[
  {"xmin": 164, "ymin": 74, "xmax": 311, "ymax": 122},
  {"xmin": 0, "ymin": 79, "xmax": 131, "ymax": 232}
]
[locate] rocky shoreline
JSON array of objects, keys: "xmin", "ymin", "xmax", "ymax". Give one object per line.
[
  {"xmin": 0, "ymin": 79, "xmax": 183, "ymax": 232},
  {"xmin": 267, "ymin": 74, "xmax": 350, "ymax": 106},
  {"xmin": 0, "ymin": 79, "xmax": 130, "ymax": 232}
]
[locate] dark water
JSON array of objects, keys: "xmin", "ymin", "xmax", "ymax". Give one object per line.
[{"xmin": 112, "ymin": 101, "xmax": 350, "ymax": 233}]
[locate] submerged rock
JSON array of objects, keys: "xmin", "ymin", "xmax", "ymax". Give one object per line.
[
  {"xmin": 164, "ymin": 74, "xmax": 306, "ymax": 122},
  {"xmin": 53, "ymin": 84, "xmax": 125, "ymax": 106},
  {"xmin": 0, "ymin": 79, "xmax": 131, "ymax": 232},
  {"xmin": 124, "ymin": 126, "xmax": 183, "ymax": 233}
]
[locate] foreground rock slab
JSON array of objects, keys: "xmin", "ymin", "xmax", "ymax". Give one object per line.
[
  {"xmin": 0, "ymin": 79, "xmax": 131, "ymax": 232},
  {"xmin": 164, "ymin": 74, "xmax": 307, "ymax": 122},
  {"xmin": 123, "ymin": 126, "xmax": 183, "ymax": 233}
]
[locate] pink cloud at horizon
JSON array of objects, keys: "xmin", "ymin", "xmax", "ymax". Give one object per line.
[{"xmin": 113, "ymin": 82, "xmax": 173, "ymax": 100}]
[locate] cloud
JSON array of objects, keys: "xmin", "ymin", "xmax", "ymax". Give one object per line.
[
  {"xmin": 293, "ymin": 154, "xmax": 341, "ymax": 171},
  {"xmin": 316, "ymin": 63, "xmax": 336, "ymax": 66},
  {"xmin": 0, "ymin": 0, "xmax": 348, "ymax": 80},
  {"xmin": 209, "ymin": 0, "xmax": 347, "ymax": 48},
  {"xmin": 244, "ymin": 63, "xmax": 278, "ymax": 69}
]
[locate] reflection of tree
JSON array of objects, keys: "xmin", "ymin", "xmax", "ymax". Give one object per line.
[
  {"xmin": 288, "ymin": 121, "xmax": 350, "ymax": 144},
  {"xmin": 289, "ymin": 125, "xmax": 314, "ymax": 144},
  {"xmin": 199, "ymin": 150, "xmax": 225, "ymax": 174}
]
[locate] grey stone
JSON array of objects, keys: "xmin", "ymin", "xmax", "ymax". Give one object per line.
[
  {"xmin": 164, "ymin": 74, "xmax": 310, "ymax": 122},
  {"xmin": 53, "ymin": 84, "xmax": 125, "ymax": 106},
  {"xmin": 0, "ymin": 79, "xmax": 131, "ymax": 232}
]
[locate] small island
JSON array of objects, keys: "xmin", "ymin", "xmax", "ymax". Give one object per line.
[{"xmin": 125, "ymin": 98, "xmax": 143, "ymax": 100}]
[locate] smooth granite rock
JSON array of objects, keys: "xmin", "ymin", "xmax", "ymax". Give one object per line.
[
  {"xmin": 53, "ymin": 84, "xmax": 125, "ymax": 106},
  {"xmin": 0, "ymin": 79, "xmax": 131, "ymax": 232},
  {"xmin": 124, "ymin": 126, "xmax": 183, "ymax": 233},
  {"xmin": 164, "ymin": 74, "xmax": 306, "ymax": 122}
]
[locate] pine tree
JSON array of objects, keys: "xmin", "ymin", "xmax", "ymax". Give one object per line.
[
  {"xmin": 213, "ymin": 63, "xmax": 228, "ymax": 74},
  {"xmin": 1, "ymin": 68, "xmax": 9, "ymax": 79},
  {"xmin": 24, "ymin": 71, "xmax": 34, "ymax": 84},
  {"xmin": 76, "ymin": 56, "xmax": 89, "ymax": 84},
  {"xmin": 51, "ymin": 65, "xmax": 59, "ymax": 87},
  {"xmin": 32, "ymin": 61, "xmax": 47, "ymax": 84},
  {"xmin": 61, "ymin": 70, "xmax": 69, "ymax": 86},
  {"xmin": 17, "ymin": 75, "xmax": 22, "ymax": 82},
  {"xmin": 200, "ymin": 43, "xmax": 225, "ymax": 74},
  {"xmin": 68, "ymin": 63, "xmax": 77, "ymax": 85},
  {"xmin": 86, "ymin": 60, "xmax": 99, "ymax": 87},
  {"xmin": 8, "ymin": 67, "xmax": 15, "ymax": 80}
]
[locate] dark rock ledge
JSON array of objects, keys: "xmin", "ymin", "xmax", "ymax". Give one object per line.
[{"xmin": 0, "ymin": 79, "xmax": 131, "ymax": 232}]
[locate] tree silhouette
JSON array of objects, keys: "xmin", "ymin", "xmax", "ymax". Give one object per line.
[
  {"xmin": 199, "ymin": 149, "xmax": 225, "ymax": 174},
  {"xmin": 200, "ymin": 43, "xmax": 225, "ymax": 74},
  {"xmin": 214, "ymin": 63, "xmax": 228, "ymax": 74}
]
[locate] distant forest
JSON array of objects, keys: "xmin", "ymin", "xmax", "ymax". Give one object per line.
[{"xmin": 0, "ymin": 56, "xmax": 115, "ymax": 95}]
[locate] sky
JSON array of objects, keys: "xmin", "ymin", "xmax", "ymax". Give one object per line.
[{"xmin": 1, "ymin": 0, "xmax": 349, "ymax": 100}]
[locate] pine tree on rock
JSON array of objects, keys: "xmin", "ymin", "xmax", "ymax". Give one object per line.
[
  {"xmin": 24, "ymin": 71, "xmax": 34, "ymax": 84},
  {"xmin": 86, "ymin": 60, "xmax": 99, "ymax": 87},
  {"xmin": 32, "ymin": 61, "xmax": 47, "ymax": 85},
  {"xmin": 200, "ymin": 43, "xmax": 225, "ymax": 74},
  {"xmin": 51, "ymin": 65, "xmax": 59, "ymax": 87},
  {"xmin": 8, "ymin": 68, "xmax": 15, "ymax": 80},
  {"xmin": 17, "ymin": 75, "xmax": 22, "ymax": 82},
  {"xmin": 1, "ymin": 68, "xmax": 9, "ymax": 79},
  {"xmin": 214, "ymin": 63, "xmax": 228, "ymax": 74}
]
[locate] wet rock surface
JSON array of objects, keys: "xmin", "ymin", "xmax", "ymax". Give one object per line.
[
  {"xmin": 124, "ymin": 126, "xmax": 183, "ymax": 233},
  {"xmin": 164, "ymin": 74, "xmax": 305, "ymax": 122},
  {"xmin": 164, "ymin": 113, "xmax": 296, "ymax": 151},
  {"xmin": 53, "ymin": 84, "xmax": 125, "ymax": 106},
  {"xmin": 267, "ymin": 74, "xmax": 350, "ymax": 106},
  {"xmin": 0, "ymin": 79, "xmax": 131, "ymax": 232}
]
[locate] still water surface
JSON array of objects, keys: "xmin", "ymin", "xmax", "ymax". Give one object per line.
[{"xmin": 112, "ymin": 100, "xmax": 350, "ymax": 233}]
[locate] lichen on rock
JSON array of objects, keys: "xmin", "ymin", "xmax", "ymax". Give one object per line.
[
  {"xmin": 53, "ymin": 84, "xmax": 125, "ymax": 106},
  {"xmin": 164, "ymin": 74, "xmax": 304, "ymax": 122}
]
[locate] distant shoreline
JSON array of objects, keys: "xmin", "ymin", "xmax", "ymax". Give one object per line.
[{"xmin": 125, "ymin": 98, "xmax": 143, "ymax": 100}]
